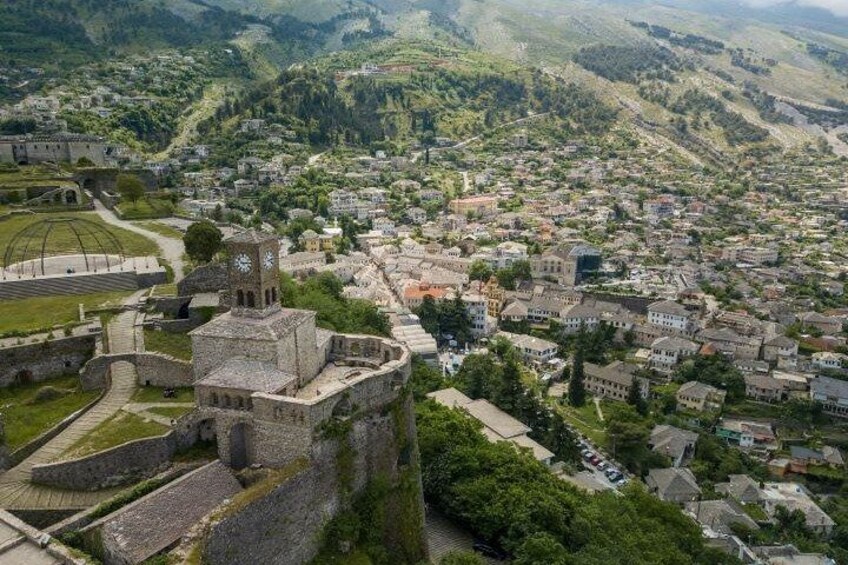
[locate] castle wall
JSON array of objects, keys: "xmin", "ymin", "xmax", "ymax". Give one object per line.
[
  {"xmin": 294, "ymin": 319, "xmax": 321, "ymax": 382},
  {"xmin": 201, "ymin": 396, "xmax": 426, "ymax": 565},
  {"xmin": 176, "ymin": 263, "xmax": 227, "ymax": 296},
  {"xmin": 0, "ymin": 332, "xmax": 98, "ymax": 387},
  {"xmin": 79, "ymin": 352, "xmax": 193, "ymax": 391},
  {"xmin": 30, "ymin": 433, "xmax": 175, "ymax": 491},
  {"xmin": 191, "ymin": 335, "xmax": 279, "ymax": 380},
  {"xmin": 0, "ymin": 141, "xmax": 14, "ymax": 163}
]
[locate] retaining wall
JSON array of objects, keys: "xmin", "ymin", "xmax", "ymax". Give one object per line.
[
  {"xmin": 0, "ymin": 332, "xmax": 98, "ymax": 387},
  {"xmin": 31, "ymin": 433, "xmax": 176, "ymax": 491}
]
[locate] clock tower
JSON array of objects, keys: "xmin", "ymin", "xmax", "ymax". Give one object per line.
[{"xmin": 225, "ymin": 230, "xmax": 281, "ymax": 318}]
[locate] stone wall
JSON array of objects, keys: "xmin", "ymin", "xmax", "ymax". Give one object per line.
[
  {"xmin": 0, "ymin": 332, "xmax": 98, "ymax": 387},
  {"xmin": 201, "ymin": 395, "xmax": 427, "ymax": 565},
  {"xmin": 177, "ymin": 263, "xmax": 227, "ymax": 296},
  {"xmin": 31, "ymin": 433, "xmax": 176, "ymax": 491},
  {"xmin": 79, "ymin": 352, "xmax": 193, "ymax": 391}
]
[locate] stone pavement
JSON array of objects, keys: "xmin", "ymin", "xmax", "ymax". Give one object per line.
[
  {"xmin": 0, "ymin": 308, "xmax": 142, "ymax": 512},
  {"xmin": 92, "ymin": 199, "xmax": 186, "ymax": 282}
]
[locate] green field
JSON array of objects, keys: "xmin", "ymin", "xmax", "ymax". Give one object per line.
[
  {"xmin": 115, "ymin": 198, "xmax": 175, "ymax": 220},
  {"xmin": 147, "ymin": 405, "xmax": 194, "ymax": 420},
  {"xmin": 61, "ymin": 410, "xmax": 168, "ymax": 460},
  {"xmin": 557, "ymin": 401, "xmax": 607, "ymax": 445},
  {"xmin": 0, "ymin": 212, "xmax": 159, "ymax": 258},
  {"xmin": 143, "ymin": 329, "xmax": 193, "ymax": 361},
  {"xmin": 0, "ymin": 291, "xmax": 133, "ymax": 335},
  {"xmin": 0, "ymin": 375, "xmax": 99, "ymax": 450},
  {"xmin": 136, "ymin": 221, "xmax": 183, "ymax": 239}
]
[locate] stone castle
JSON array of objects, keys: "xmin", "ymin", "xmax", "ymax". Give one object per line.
[
  {"xmin": 180, "ymin": 231, "xmax": 427, "ymax": 563},
  {"xmin": 0, "ymin": 134, "xmax": 118, "ymax": 166}
]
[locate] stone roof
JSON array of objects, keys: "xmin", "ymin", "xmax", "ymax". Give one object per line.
[
  {"xmin": 811, "ymin": 376, "xmax": 848, "ymax": 399},
  {"xmin": 684, "ymin": 499, "xmax": 759, "ymax": 535},
  {"xmin": 745, "ymin": 373, "xmax": 784, "ymax": 391},
  {"xmin": 765, "ymin": 335, "xmax": 796, "ymax": 348},
  {"xmin": 585, "ymin": 361, "xmax": 637, "ymax": 387},
  {"xmin": 198, "ymin": 358, "xmax": 297, "ymax": 393},
  {"xmin": 190, "ymin": 308, "xmax": 315, "ymax": 342},
  {"xmin": 464, "ymin": 399, "xmax": 531, "ymax": 439},
  {"xmin": 646, "ymin": 467, "xmax": 701, "ymax": 500},
  {"xmin": 677, "ymin": 380, "xmax": 722, "ymax": 400},
  {"xmin": 652, "ymin": 336, "xmax": 699, "ymax": 353},
  {"xmin": 97, "ymin": 462, "xmax": 243, "ymax": 564},
  {"xmin": 427, "ymin": 387, "xmax": 473, "ymax": 409},
  {"xmin": 649, "ymin": 424, "xmax": 698, "ymax": 462},
  {"xmin": 225, "ymin": 229, "xmax": 278, "ymax": 244},
  {"xmin": 649, "ymin": 300, "xmax": 690, "ymax": 317},
  {"xmin": 716, "ymin": 474, "xmax": 762, "ymax": 503}
]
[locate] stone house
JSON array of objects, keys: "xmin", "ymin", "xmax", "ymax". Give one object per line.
[
  {"xmin": 696, "ymin": 327, "xmax": 762, "ymax": 360},
  {"xmin": 496, "ymin": 331, "xmax": 559, "ymax": 366},
  {"xmin": 649, "ymin": 425, "xmax": 699, "ymax": 468},
  {"xmin": 810, "ymin": 376, "xmax": 848, "ymax": 419},
  {"xmin": 744, "ymin": 374, "xmax": 785, "ymax": 402},
  {"xmin": 676, "ymin": 381, "xmax": 727, "ymax": 412},
  {"xmin": 646, "ymin": 467, "xmax": 701, "ymax": 503},
  {"xmin": 647, "ymin": 300, "xmax": 698, "ymax": 336},
  {"xmin": 650, "ymin": 336, "xmax": 700, "ymax": 375},
  {"xmin": 583, "ymin": 361, "xmax": 648, "ymax": 402},
  {"xmin": 715, "ymin": 474, "xmax": 762, "ymax": 504},
  {"xmin": 762, "ymin": 335, "xmax": 798, "ymax": 364}
]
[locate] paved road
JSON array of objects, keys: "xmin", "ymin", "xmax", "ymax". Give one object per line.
[
  {"xmin": 0, "ymin": 309, "xmax": 142, "ymax": 512},
  {"xmin": 92, "ymin": 200, "xmax": 186, "ymax": 282}
]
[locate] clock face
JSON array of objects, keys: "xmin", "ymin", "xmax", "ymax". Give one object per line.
[
  {"xmin": 234, "ymin": 253, "xmax": 252, "ymax": 274},
  {"xmin": 263, "ymin": 250, "xmax": 275, "ymax": 270}
]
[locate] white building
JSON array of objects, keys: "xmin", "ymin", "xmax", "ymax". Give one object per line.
[{"xmin": 648, "ymin": 300, "xmax": 697, "ymax": 336}]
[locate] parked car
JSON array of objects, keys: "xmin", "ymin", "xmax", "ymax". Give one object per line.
[
  {"xmin": 589, "ymin": 455, "xmax": 601, "ymax": 466},
  {"xmin": 597, "ymin": 461, "xmax": 608, "ymax": 471}
]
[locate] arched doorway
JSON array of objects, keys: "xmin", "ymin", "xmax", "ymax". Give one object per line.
[{"xmin": 229, "ymin": 422, "xmax": 253, "ymax": 470}]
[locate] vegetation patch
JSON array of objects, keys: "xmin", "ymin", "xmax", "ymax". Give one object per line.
[
  {"xmin": 61, "ymin": 411, "xmax": 168, "ymax": 460},
  {"xmin": 143, "ymin": 328, "xmax": 193, "ymax": 361},
  {"xmin": 0, "ymin": 375, "xmax": 98, "ymax": 450},
  {"xmin": 0, "ymin": 290, "xmax": 131, "ymax": 335}
]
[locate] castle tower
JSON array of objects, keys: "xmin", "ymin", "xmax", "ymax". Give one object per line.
[{"xmin": 225, "ymin": 230, "xmax": 281, "ymax": 319}]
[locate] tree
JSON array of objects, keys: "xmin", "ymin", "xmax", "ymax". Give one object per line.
[
  {"xmin": 496, "ymin": 353, "xmax": 524, "ymax": 414},
  {"xmin": 627, "ymin": 379, "xmax": 648, "ymax": 416},
  {"xmin": 440, "ymin": 552, "xmax": 484, "ymax": 565},
  {"xmin": 116, "ymin": 174, "xmax": 145, "ymax": 206},
  {"xmin": 415, "ymin": 295, "xmax": 441, "ymax": 337},
  {"xmin": 469, "ymin": 259, "xmax": 493, "ymax": 282},
  {"xmin": 568, "ymin": 347, "xmax": 586, "ymax": 407},
  {"xmin": 514, "ymin": 532, "xmax": 570, "ymax": 565},
  {"xmin": 183, "ymin": 220, "xmax": 223, "ymax": 263},
  {"xmin": 211, "ymin": 203, "xmax": 224, "ymax": 222}
]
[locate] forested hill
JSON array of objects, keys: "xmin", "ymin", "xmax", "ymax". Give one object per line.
[{"xmin": 196, "ymin": 41, "xmax": 618, "ymax": 165}]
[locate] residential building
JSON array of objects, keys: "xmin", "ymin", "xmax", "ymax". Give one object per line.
[
  {"xmin": 763, "ymin": 336, "xmax": 799, "ymax": 364},
  {"xmin": 650, "ymin": 336, "xmax": 700, "ymax": 375},
  {"xmin": 279, "ymin": 252, "xmax": 326, "ymax": 275},
  {"xmin": 744, "ymin": 374, "xmax": 785, "ymax": 402},
  {"xmin": 646, "ymin": 467, "xmax": 701, "ymax": 503},
  {"xmin": 716, "ymin": 418, "xmax": 777, "ymax": 450},
  {"xmin": 759, "ymin": 483, "xmax": 835, "ymax": 536},
  {"xmin": 715, "ymin": 474, "xmax": 762, "ymax": 504},
  {"xmin": 583, "ymin": 361, "xmax": 647, "ymax": 402},
  {"xmin": 496, "ymin": 331, "xmax": 559, "ymax": 366},
  {"xmin": 463, "ymin": 291, "xmax": 494, "ymax": 338},
  {"xmin": 676, "ymin": 381, "xmax": 727, "ymax": 412},
  {"xmin": 530, "ymin": 243, "xmax": 601, "ymax": 286},
  {"xmin": 811, "ymin": 352, "xmax": 847, "ymax": 372},
  {"xmin": 449, "ymin": 195, "xmax": 499, "ymax": 216},
  {"xmin": 427, "ymin": 388, "xmax": 554, "ymax": 465},
  {"xmin": 810, "ymin": 376, "xmax": 848, "ymax": 419},
  {"xmin": 649, "ymin": 425, "xmax": 699, "ymax": 468},
  {"xmin": 647, "ymin": 300, "xmax": 697, "ymax": 336},
  {"xmin": 697, "ymin": 327, "xmax": 762, "ymax": 360},
  {"xmin": 684, "ymin": 499, "xmax": 759, "ymax": 536},
  {"xmin": 402, "ymin": 284, "xmax": 448, "ymax": 310},
  {"xmin": 299, "ymin": 229, "xmax": 336, "ymax": 253}
]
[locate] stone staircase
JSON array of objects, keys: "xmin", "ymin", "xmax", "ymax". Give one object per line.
[{"xmin": 0, "ymin": 271, "xmax": 139, "ymax": 301}]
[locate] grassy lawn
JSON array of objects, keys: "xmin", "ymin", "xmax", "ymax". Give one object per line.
[
  {"xmin": 147, "ymin": 405, "xmax": 194, "ymax": 420},
  {"xmin": 131, "ymin": 386, "xmax": 195, "ymax": 404},
  {"xmin": 0, "ymin": 212, "xmax": 158, "ymax": 257},
  {"xmin": 0, "ymin": 375, "xmax": 99, "ymax": 450},
  {"xmin": 61, "ymin": 411, "xmax": 168, "ymax": 460},
  {"xmin": 150, "ymin": 283, "xmax": 178, "ymax": 297},
  {"xmin": 135, "ymin": 221, "xmax": 183, "ymax": 239},
  {"xmin": 115, "ymin": 198, "xmax": 175, "ymax": 220},
  {"xmin": 143, "ymin": 328, "xmax": 192, "ymax": 361},
  {"xmin": 722, "ymin": 400, "xmax": 783, "ymax": 420},
  {"xmin": 0, "ymin": 291, "xmax": 133, "ymax": 335},
  {"xmin": 556, "ymin": 401, "xmax": 607, "ymax": 445}
]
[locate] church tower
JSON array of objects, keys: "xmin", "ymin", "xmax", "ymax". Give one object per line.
[{"xmin": 225, "ymin": 230, "xmax": 281, "ymax": 319}]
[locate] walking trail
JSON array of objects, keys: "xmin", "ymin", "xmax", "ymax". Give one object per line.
[
  {"xmin": 0, "ymin": 300, "xmax": 144, "ymax": 512},
  {"xmin": 92, "ymin": 200, "xmax": 186, "ymax": 282}
]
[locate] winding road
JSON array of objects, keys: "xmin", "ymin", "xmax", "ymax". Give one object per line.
[{"xmin": 92, "ymin": 200, "xmax": 186, "ymax": 282}]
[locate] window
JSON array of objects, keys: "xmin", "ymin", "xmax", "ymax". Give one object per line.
[
  {"xmin": 211, "ymin": 392, "xmax": 219, "ymax": 406},
  {"xmin": 237, "ymin": 290, "xmax": 244, "ymax": 306},
  {"xmin": 247, "ymin": 291, "xmax": 255, "ymax": 308},
  {"xmin": 265, "ymin": 289, "xmax": 271, "ymax": 306}
]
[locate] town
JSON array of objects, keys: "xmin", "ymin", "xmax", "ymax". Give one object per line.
[{"xmin": 0, "ymin": 2, "xmax": 847, "ymax": 565}]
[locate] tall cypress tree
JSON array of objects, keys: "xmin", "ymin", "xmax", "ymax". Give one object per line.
[{"xmin": 568, "ymin": 347, "xmax": 586, "ymax": 407}]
